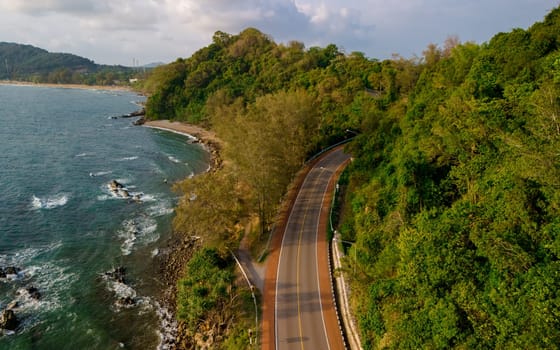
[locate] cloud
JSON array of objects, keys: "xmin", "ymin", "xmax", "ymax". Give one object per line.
[
  {"xmin": 162, "ymin": 0, "xmax": 375, "ymax": 52},
  {"xmin": 165, "ymin": 0, "xmax": 306, "ymax": 33},
  {"xmin": 81, "ymin": 0, "xmax": 162, "ymax": 31},
  {"xmin": 0, "ymin": 0, "xmax": 554, "ymax": 65},
  {"xmin": 0, "ymin": 0, "xmax": 163, "ymax": 31},
  {"xmin": 0, "ymin": 0, "xmax": 105, "ymax": 16}
]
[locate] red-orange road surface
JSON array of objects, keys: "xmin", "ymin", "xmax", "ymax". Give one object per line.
[{"xmin": 262, "ymin": 147, "xmax": 350, "ymax": 350}]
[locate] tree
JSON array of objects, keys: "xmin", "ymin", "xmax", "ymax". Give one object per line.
[
  {"xmin": 173, "ymin": 170, "xmax": 242, "ymax": 251},
  {"xmin": 213, "ymin": 89, "xmax": 319, "ymax": 237}
]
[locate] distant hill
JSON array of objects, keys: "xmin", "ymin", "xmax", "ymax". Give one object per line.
[
  {"xmin": 0, "ymin": 42, "xmax": 136, "ymax": 85},
  {"xmin": 141, "ymin": 62, "xmax": 166, "ymax": 68}
]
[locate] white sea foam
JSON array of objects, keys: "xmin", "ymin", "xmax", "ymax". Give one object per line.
[
  {"xmin": 108, "ymin": 279, "xmax": 136, "ymax": 300},
  {"xmin": 155, "ymin": 301, "xmax": 178, "ymax": 350},
  {"xmin": 92, "ymin": 170, "xmax": 112, "ymax": 177},
  {"xmin": 167, "ymin": 155, "xmax": 180, "ymax": 164},
  {"xmin": 140, "ymin": 194, "xmax": 156, "ymax": 202},
  {"xmin": 117, "ymin": 156, "xmax": 139, "ymax": 161},
  {"xmin": 104, "ymin": 279, "xmax": 136, "ymax": 311},
  {"xmin": 145, "ymin": 126, "xmax": 198, "ymax": 142},
  {"xmin": 115, "ymin": 178, "xmax": 132, "ymax": 185},
  {"xmin": 148, "ymin": 201, "xmax": 174, "ymax": 217},
  {"xmin": 102, "ymin": 274, "xmax": 152, "ymax": 312},
  {"xmin": 117, "ymin": 216, "xmax": 158, "ymax": 255},
  {"xmin": 3, "ymin": 260, "xmax": 77, "ymax": 329},
  {"xmin": 31, "ymin": 193, "xmax": 69, "ymax": 210},
  {"xmin": 0, "ymin": 241, "xmax": 63, "ymax": 268}
]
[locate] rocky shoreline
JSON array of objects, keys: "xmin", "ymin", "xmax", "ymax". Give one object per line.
[
  {"xmin": 138, "ymin": 119, "xmax": 223, "ymax": 349},
  {"xmin": 154, "ymin": 234, "xmax": 200, "ymax": 349}
]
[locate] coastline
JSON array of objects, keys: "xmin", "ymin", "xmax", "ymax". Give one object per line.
[
  {"xmin": 0, "ymin": 80, "xmax": 133, "ymax": 92},
  {"xmin": 143, "ymin": 119, "xmax": 222, "ymax": 171},
  {"xmin": 143, "ymin": 119, "xmax": 223, "ymax": 348}
]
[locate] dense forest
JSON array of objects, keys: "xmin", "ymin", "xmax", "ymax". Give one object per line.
[
  {"xmin": 343, "ymin": 9, "xmax": 560, "ymax": 349},
  {"xmin": 0, "ymin": 42, "xmax": 140, "ymax": 85},
  {"xmin": 142, "ymin": 6, "xmax": 560, "ymax": 349}
]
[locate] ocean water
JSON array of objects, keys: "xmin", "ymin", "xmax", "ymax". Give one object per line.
[{"xmin": 0, "ymin": 85, "xmax": 209, "ymax": 349}]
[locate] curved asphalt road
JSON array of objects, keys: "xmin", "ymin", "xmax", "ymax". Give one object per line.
[{"xmin": 264, "ymin": 147, "xmax": 350, "ymax": 350}]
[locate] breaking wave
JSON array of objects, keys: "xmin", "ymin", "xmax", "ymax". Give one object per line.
[
  {"xmin": 167, "ymin": 155, "xmax": 180, "ymax": 164},
  {"xmin": 117, "ymin": 156, "xmax": 139, "ymax": 161},
  {"xmin": 117, "ymin": 216, "xmax": 158, "ymax": 256},
  {"xmin": 31, "ymin": 193, "xmax": 69, "ymax": 210}
]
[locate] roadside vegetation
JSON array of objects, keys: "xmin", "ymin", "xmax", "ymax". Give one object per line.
[{"xmin": 144, "ymin": 6, "xmax": 560, "ymax": 349}]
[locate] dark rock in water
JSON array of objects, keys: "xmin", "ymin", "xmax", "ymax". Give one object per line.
[
  {"xmin": 6, "ymin": 267, "xmax": 18, "ymax": 275},
  {"xmin": 115, "ymin": 108, "xmax": 145, "ymax": 119},
  {"xmin": 109, "ymin": 180, "xmax": 124, "ymax": 192},
  {"xmin": 109, "ymin": 180, "xmax": 136, "ymax": 200},
  {"xmin": 129, "ymin": 108, "xmax": 145, "ymax": 117},
  {"xmin": 0, "ymin": 309, "xmax": 19, "ymax": 331},
  {"xmin": 133, "ymin": 117, "xmax": 145, "ymax": 126},
  {"xmin": 116, "ymin": 296, "xmax": 135, "ymax": 307},
  {"xmin": 26, "ymin": 286, "xmax": 41, "ymax": 300},
  {"xmin": 125, "ymin": 109, "xmax": 145, "ymax": 118},
  {"xmin": 105, "ymin": 266, "xmax": 126, "ymax": 284},
  {"xmin": 0, "ymin": 266, "xmax": 20, "ymax": 278}
]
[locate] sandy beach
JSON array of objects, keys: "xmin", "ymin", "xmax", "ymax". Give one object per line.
[
  {"xmin": 143, "ymin": 120, "xmax": 221, "ymax": 146},
  {"xmin": 0, "ymin": 80, "xmax": 133, "ymax": 92},
  {"xmin": 143, "ymin": 119, "xmax": 223, "ymax": 171}
]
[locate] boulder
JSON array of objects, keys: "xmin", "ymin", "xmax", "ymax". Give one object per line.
[
  {"xmin": 105, "ymin": 266, "xmax": 126, "ymax": 284},
  {"xmin": 133, "ymin": 117, "xmax": 145, "ymax": 126},
  {"xmin": 116, "ymin": 296, "xmax": 135, "ymax": 307},
  {"xmin": 5, "ymin": 267, "xmax": 18, "ymax": 275},
  {"xmin": 109, "ymin": 180, "xmax": 124, "ymax": 192},
  {"xmin": 1, "ymin": 266, "xmax": 19, "ymax": 277},
  {"xmin": 0, "ymin": 309, "xmax": 19, "ymax": 331},
  {"xmin": 118, "ymin": 108, "xmax": 145, "ymax": 119},
  {"xmin": 26, "ymin": 286, "xmax": 41, "ymax": 300}
]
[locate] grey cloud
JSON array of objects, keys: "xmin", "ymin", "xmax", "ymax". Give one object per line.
[
  {"xmin": 167, "ymin": 0, "xmax": 375, "ymax": 50},
  {"xmin": 0, "ymin": 0, "xmax": 106, "ymax": 16},
  {"xmin": 82, "ymin": 1, "xmax": 162, "ymax": 31},
  {"xmin": 0, "ymin": 0, "xmax": 554, "ymax": 65}
]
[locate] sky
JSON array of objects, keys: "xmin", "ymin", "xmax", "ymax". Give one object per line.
[{"xmin": 0, "ymin": 0, "xmax": 557, "ymax": 66}]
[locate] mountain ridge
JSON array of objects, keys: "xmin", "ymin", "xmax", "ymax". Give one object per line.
[{"xmin": 0, "ymin": 42, "xmax": 136, "ymax": 84}]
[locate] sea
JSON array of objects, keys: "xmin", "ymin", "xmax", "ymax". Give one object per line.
[{"xmin": 0, "ymin": 84, "xmax": 210, "ymax": 349}]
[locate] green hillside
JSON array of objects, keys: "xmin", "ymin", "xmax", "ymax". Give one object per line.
[
  {"xmin": 343, "ymin": 7, "xmax": 560, "ymax": 349},
  {"xmin": 143, "ymin": 6, "xmax": 560, "ymax": 349},
  {"xmin": 0, "ymin": 42, "xmax": 135, "ymax": 85}
]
